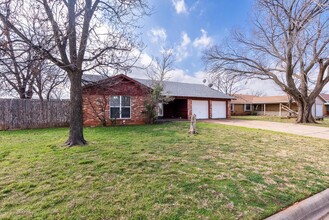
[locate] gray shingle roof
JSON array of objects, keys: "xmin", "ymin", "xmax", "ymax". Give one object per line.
[
  {"xmin": 134, "ymin": 78, "xmax": 233, "ymax": 99},
  {"xmin": 82, "ymin": 74, "xmax": 233, "ymax": 99},
  {"xmin": 82, "ymin": 74, "xmax": 106, "ymax": 84}
]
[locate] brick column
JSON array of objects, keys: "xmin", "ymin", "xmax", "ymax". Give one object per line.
[
  {"xmin": 187, "ymin": 99, "xmax": 192, "ymax": 120},
  {"xmin": 227, "ymin": 100, "xmax": 231, "ymax": 118}
]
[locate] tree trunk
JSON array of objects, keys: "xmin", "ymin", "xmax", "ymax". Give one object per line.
[
  {"xmin": 296, "ymin": 100, "xmax": 315, "ymax": 123},
  {"xmin": 19, "ymin": 87, "xmax": 32, "ymax": 99},
  {"xmin": 66, "ymin": 72, "xmax": 87, "ymax": 146}
]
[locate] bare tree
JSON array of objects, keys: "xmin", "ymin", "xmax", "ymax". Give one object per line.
[
  {"xmin": 144, "ymin": 49, "xmax": 175, "ymax": 124},
  {"xmin": 0, "ymin": 0, "xmax": 149, "ymax": 146},
  {"xmin": 0, "ymin": 15, "xmax": 67, "ymax": 100},
  {"xmin": 248, "ymin": 90, "xmax": 266, "ymax": 97},
  {"xmin": 146, "ymin": 48, "xmax": 174, "ymax": 82},
  {"xmin": 209, "ymin": 72, "xmax": 245, "ymax": 95},
  {"xmin": 204, "ymin": 0, "xmax": 329, "ymax": 123},
  {"xmin": 0, "ymin": 21, "xmax": 38, "ymax": 99},
  {"xmin": 33, "ymin": 63, "xmax": 67, "ymax": 100}
]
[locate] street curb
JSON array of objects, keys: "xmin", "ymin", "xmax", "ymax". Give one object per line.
[{"xmin": 265, "ymin": 188, "xmax": 329, "ymax": 220}]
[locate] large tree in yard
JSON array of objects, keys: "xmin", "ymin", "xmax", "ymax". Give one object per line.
[
  {"xmin": 204, "ymin": 0, "xmax": 329, "ymax": 123},
  {"xmin": 0, "ymin": 0, "xmax": 148, "ymax": 145},
  {"xmin": 209, "ymin": 72, "xmax": 245, "ymax": 96},
  {"xmin": 0, "ymin": 20, "xmax": 40, "ymax": 99},
  {"xmin": 0, "ymin": 15, "xmax": 66, "ymax": 100}
]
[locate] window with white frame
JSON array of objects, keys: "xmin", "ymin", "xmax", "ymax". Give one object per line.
[
  {"xmin": 244, "ymin": 104, "xmax": 251, "ymax": 111},
  {"xmin": 110, "ymin": 96, "xmax": 131, "ymax": 119},
  {"xmin": 158, "ymin": 103, "xmax": 164, "ymax": 117}
]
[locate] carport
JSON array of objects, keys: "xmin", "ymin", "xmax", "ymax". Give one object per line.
[{"xmin": 163, "ymin": 98, "xmax": 188, "ymax": 119}]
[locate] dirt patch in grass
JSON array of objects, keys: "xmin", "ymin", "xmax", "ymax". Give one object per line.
[{"xmin": 0, "ymin": 122, "xmax": 329, "ymax": 219}]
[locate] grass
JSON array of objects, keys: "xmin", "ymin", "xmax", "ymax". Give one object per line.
[
  {"xmin": 1, "ymin": 122, "xmax": 329, "ymax": 219},
  {"xmin": 232, "ymin": 115, "xmax": 329, "ymax": 127}
]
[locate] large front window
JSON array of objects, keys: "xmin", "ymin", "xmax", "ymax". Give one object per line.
[{"xmin": 110, "ymin": 96, "xmax": 131, "ymax": 119}]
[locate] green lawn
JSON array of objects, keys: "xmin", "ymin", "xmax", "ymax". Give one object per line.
[
  {"xmin": 1, "ymin": 122, "xmax": 329, "ymax": 219},
  {"xmin": 232, "ymin": 115, "xmax": 329, "ymax": 127}
]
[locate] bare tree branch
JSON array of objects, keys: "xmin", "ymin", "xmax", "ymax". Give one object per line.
[{"xmin": 204, "ymin": 0, "xmax": 329, "ymax": 123}]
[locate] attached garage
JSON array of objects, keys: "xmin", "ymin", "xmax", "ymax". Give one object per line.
[
  {"xmin": 212, "ymin": 101, "xmax": 226, "ymax": 118},
  {"xmin": 192, "ymin": 100, "xmax": 209, "ymax": 119}
]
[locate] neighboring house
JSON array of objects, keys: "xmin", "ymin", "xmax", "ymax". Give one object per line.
[
  {"xmin": 82, "ymin": 74, "xmax": 233, "ymax": 126},
  {"xmin": 231, "ymin": 94, "xmax": 258, "ymax": 115},
  {"xmin": 320, "ymin": 93, "xmax": 329, "ymax": 116},
  {"xmin": 232, "ymin": 94, "xmax": 325, "ymax": 118}
]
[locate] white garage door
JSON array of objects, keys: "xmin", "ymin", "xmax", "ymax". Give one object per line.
[
  {"xmin": 192, "ymin": 100, "xmax": 209, "ymax": 119},
  {"xmin": 316, "ymin": 104, "xmax": 323, "ymax": 117},
  {"xmin": 212, "ymin": 101, "xmax": 226, "ymax": 119}
]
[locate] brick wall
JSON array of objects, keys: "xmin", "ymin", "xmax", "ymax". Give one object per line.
[
  {"xmin": 83, "ymin": 95, "xmax": 148, "ymax": 126},
  {"xmin": 82, "ymin": 76, "xmax": 150, "ymax": 126},
  {"xmin": 187, "ymin": 99, "xmax": 192, "ymax": 119},
  {"xmin": 226, "ymin": 100, "xmax": 231, "ymax": 118},
  {"xmin": 231, "ymin": 104, "xmax": 245, "ymax": 115}
]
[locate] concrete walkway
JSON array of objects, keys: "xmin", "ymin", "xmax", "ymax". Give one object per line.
[{"xmin": 207, "ymin": 119, "xmax": 329, "ymax": 140}]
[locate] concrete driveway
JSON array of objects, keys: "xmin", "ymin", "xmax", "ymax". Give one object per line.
[{"xmin": 206, "ymin": 119, "xmax": 329, "ymax": 140}]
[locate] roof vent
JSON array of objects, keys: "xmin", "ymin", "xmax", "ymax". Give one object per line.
[
  {"xmin": 203, "ymin": 79, "xmax": 207, "ymax": 84},
  {"xmin": 208, "ymin": 83, "xmax": 213, "ymax": 88}
]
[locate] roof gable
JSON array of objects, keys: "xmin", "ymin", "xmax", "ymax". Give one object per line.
[
  {"xmin": 82, "ymin": 74, "xmax": 151, "ymax": 96},
  {"xmin": 82, "ymin": 74, "xmax": 151, "ymax": 90},
  {"xmin": 83, "ymin": 74, "xmax": 233, "ymax": 100}
]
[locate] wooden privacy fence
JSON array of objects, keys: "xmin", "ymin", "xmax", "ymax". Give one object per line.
[{"xmin": 0, "ymin": 99, "xmax": 71, "ymax": 130}]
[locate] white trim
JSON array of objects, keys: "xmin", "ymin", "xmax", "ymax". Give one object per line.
[
  {"xmin": 109, "ymin": 96, "xmax": 131, "ymax": 119},
  {"xmin": 158, "ymin": 103, "xmax": 164, "ymax": 117},
  {"xmin": 264, "ymin": 104, "xmax": 266, "ymax": 115}
]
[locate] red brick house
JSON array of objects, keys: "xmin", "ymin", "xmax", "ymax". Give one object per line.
[{"xmin": 82, "ymin": 74, "xmax": 233, "ymax": 126}]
